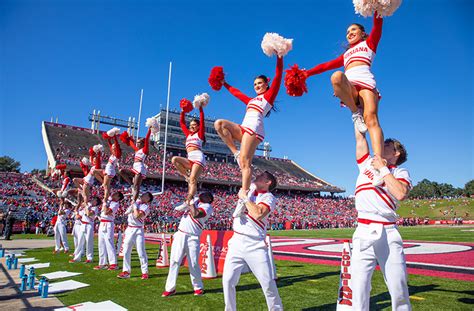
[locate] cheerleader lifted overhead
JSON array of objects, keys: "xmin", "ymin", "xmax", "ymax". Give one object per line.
[
  {"xmin": 119, "ymin": 126, "xmax": 152, "ymax": 202},
  {"xmin": 73, "ymin": 145, "xmax": 103, "ymax": 207},
  {"xmin": 210, "ymin": 33, "xmax": 292, "ymax": 195},
  {"xmin": 284, "ymin": 0, "xmax": 402, "ymax": 183},
  {"xmin": 172, "ymin": 94, "xmax": 209, "ymax": 210},
  {"xmin": 98, "ymin": 127, "xmax": 122, "ymax": 201}
]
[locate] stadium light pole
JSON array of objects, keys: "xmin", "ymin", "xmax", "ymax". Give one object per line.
[{"xmin": 136, "ymin": 89, "xmax": 144, "ymax": 140}]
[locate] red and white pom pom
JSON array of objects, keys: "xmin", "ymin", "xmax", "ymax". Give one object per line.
[
  {"xmin": 93, "ymin": 144, "xmax": 104, "ymax": 154},
  {"xmin": 208, "ymin": 66, "xmax": 225, "ymax": 91},
  {"xmin": 145, "ymin": 117, "xmax": 159, "ymax": 134},
  {"xmin": 107, "ymin": 127, "xmax": 120, "ymax": 137},
  {"xmin": 193, "ymin": 93, "xmax": 210, "ymax": 109},
  {"xmin": 284, "ymin": 64, "xmax": 308, "ymax": 97},
  {"xmin": 353, "ymin": 0, "xmax": 402, "ymax": 17},
  {"xmin": 81, "ymin": 157, "xmax": 91, "ymax": 166},
  {"xmin": 261, "ymin": 33, "xmax": 293, "ymax": 58},
  {"xmin": 180, "ymin": 98, "xmax": 194, "ymax": 113},
  {"xmin": 119, "ymin": 131, "xmax": 131, "ymax": 144}
]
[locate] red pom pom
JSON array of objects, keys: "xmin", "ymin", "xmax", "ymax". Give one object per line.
[
  {"xmin": 208, "ymin": 66, "xmax": 225, "ymax": 91},
  {"xmin": 284, "ymin": 64, "xmax": 308, "ymax": 97},
  {"xmin": 89, "ymin": 147, "xmax": 95, "ymax": 156},
  {"xmin": 119, "ymin": 131, "xmax": 131, "ymax": 144},
  {"xmin": 102, "ymin": 132, "xmax": 111, "ymax": 139},
  {"xmin": 55, "ymin": 164, "xmax": 67, "ymax": 170},
  {"xmin": 180, "ymin": 98, "xmax": 193, "ymax": 113}
]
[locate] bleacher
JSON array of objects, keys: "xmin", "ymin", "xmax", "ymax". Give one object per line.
[{"xmin": 42, "ymin": 121, "xmax": 344, "ymax": 193}]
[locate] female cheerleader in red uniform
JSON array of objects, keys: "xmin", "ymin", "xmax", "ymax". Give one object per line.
[
  {"xmin": 96, "ymin": 133, "xmax": 122, "ymax": 200},
  {"xmin": 288, "ymin": 15, "xmax": 384, "ymax": 162},
  {"xmin": 214, "ymin": 56, "xmax": 283, "ymax": 194},
  {"xmin": 172, "ymin": 105, "xmax": 206, "ymax": 206},
  {"xmin": 119, "ymin": 128, "xmax": 151, "ymax": 202},
  {"xmin": 73, "ymin": 148, "xmax": 102, "ymax": 207}
]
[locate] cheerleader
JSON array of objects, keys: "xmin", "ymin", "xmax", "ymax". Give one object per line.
[
  {"xmin": 172, "ymin": 104, "xmax": 206, "ymax": 207},
  {"xmin": 98, "ymin": 131, "xmax": 122, "ymax": 200},
  {"xmin": 213, "ymin": 56, "xmax": 283, "ymax": 194},
  {"xmin": 52, "ymin": 164, "xmax": 72, "ymax": 201},
  {"xmin": 73, "ymin": 148, "xmax": 102, "ymax": 207},
  {"xmin": 119, "ymin": 128, "xmax": 151, "ymax": 202},
  {"xmin": 287, "ymin": 14, "xmax": 385, "ymax": 161}
]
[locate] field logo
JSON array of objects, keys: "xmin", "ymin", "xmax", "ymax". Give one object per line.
[{"xmin": 337, "ymin": 240, "xmax": 353, "ymax": 310}]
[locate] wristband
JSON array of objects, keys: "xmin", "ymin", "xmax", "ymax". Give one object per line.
[{"xmin": 379, "ymin": 166, "xmax": 391, "ymax": 178}]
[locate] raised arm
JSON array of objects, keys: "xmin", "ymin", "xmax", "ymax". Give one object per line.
[
  {"xmin": 79, "ymin": 162, "xmax": 89, "ymax": 176},
  {"xmin": 113, "ymin": 136, "xmax": 122, "ymax": 158},
  {"xmin": 143, "ymin": 128, "xmax": 151, "ymax": 155},
  {"xmin": 306, "ymin": 55, "xmax": 344, "ymax": 77},
  {"xmin": 120, "ymin": 131, "xmax": 139, "ymax": 151},
  {"xmin": 263, "ymin": 56, "xmax": 283, "ymax": 104},
  {"xmin": 366, "ymin": 14, "xmax": 383, "ymax": 52},
  {"xmin": 180, "ymin": 111, "xmax": 190, "ymax": 136},
  {"xmin": 224, "ymin": 82, "xmax": 252, "ymax": 105},
  {"xmin": 198, "ymin": 107, "xmax": 205, "ymax": 140},
  {"xmin": 94, "ymin": 151, "xmax": 101, "ymax": 169}
]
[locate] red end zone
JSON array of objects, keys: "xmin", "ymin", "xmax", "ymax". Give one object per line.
[{"xmin": 270, "ymin": 237, "xmax": 474, "ymax": 282}]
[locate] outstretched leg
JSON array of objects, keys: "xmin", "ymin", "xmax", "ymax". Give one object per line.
[
  {"xmin": 103, "ymin": 174, "xmax": 112, "ymax": 200},
  {"xmin": 239, "ymin": 133, "xmax": 260, "ymax": 191},
  {"xmin": 359, "ymin": 90, "xmax": 383, "ymax": 157},
  {"xmin": 132, "ymin": 174, "xmax": 143, "ymax": 202},
  {"xmin": 119, "ymin": 169, "xmax": 133, "ymax": 186},
  {"xmin": 186, "ymin": 164, "xmax": 203, "ymax": 202}
]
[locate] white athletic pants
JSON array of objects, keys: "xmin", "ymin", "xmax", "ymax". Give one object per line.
[
  {"xmin": 222, "ymin": 233, "xmax": 283, "ymax": 311},
  {"xmin": 54, "ymin": 223, "xmax": 69, "ymax": 251},
  {"xmin": 351, "ymin": 224, "xmax": 411, "ymax": 311},
  {"xmin": 73, "ymin": 223, "xmax": 94, "ymax": 261},
  {"xmin": 98, "ymin": 222, "xmax": 117, "ymax": 266},
  {"xmin": 122, "ymin": 226, "xmax": 148, "ymax": 274},
  {"xmin": 165, "ymin": 230, "xmax": 203, "ymax": 292}
]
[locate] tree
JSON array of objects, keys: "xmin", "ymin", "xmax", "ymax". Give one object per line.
[
  {"xmin": 409, "ymin": 179, "xmax": 464, "ymax": 199},
  {"xmin": 30, "ymin": 168, "xmax": 46, "ymax": 176},
  {"xmin": 465, "ymin": 180, "xmax": 474, "ymax": 196},
  {"xmin": 0, "ymin": 156, "xmax": 20, "ymax": 173}
]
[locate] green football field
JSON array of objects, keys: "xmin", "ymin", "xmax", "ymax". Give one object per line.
[{"xmin": 11, "ymin": 226, "xmax": 473, "ymax": 310}]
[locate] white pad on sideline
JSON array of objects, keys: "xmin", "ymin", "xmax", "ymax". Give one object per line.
[
  {"xmin": 41, "ymin": 271, "xmax": 82, "ymax": 280},
  {"xmin": 55, "ymin": 300, "xmax": 126, "ymax": 311},
  {"xmin": 18, "ymin": 258, "xmax": 38, "ymax": 263},
  {"xmin": 48, "ymin": 280, "xmax": 90, "ymax": 294},
  {"xmin": 25, "ymin": 263, "xmax": 50, "ymax": 269}
]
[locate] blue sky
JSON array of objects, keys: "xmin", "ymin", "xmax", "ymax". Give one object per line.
[{"xmin": 1, "ymin": 0, "xmax": 472, "ymax": 193}]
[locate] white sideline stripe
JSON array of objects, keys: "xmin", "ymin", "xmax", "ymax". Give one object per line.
[{"xmin": 273, "ymin": 250, "xmax": 474, "ymax": 271}]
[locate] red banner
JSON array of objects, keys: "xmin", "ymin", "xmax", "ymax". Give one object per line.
[{"xmin": 183, "ymin": 230, "xmax": 234, "ymax": 275}]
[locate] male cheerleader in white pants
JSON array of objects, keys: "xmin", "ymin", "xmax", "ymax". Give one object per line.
[
  {"xmin": 223, "ymin": 171, "xmax": 283, "ymax": 311},
  {"xmin": 70, "ymin": 204, "xmax": 83, "ymax": 258},
  {"xmin": 94, "ymin": 191, "xmax": 124, "ymax": 271},
  {"xmin": 53, "ymin": 201, "xmax": 71, "ymax": 254},
  {"xmin": 69, "ymin": 197, "xmax": 100, "ymax": 263},
  {"xmin": 117, "ymin": 192, "xmax": 153, "ymax": 280},
  {"xmin": 162, "ymin": 192, "xmax": 214, "ymax": 297},
  {"xmin": 352, "ymin": 126, "xmax": 412, "ymax": 310}
]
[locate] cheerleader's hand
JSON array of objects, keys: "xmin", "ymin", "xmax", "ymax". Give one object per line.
[
  {"xmin": 238, "ymin": 188, "xmax": 248, "ymax": 201},
  {"xmin": 371, "ymin": 155, "xmax": 387, "ymax": 171}
]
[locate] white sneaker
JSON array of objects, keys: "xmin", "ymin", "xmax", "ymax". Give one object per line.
[
  {"xmin": 371, "ymin": 167, "xmax": 384, "ymax": 187},
  {"xmin": 352, "ymin": 111, "xmax": 368, "ymax": 134},
  {"xmin": 234, "ymin": 151, "xmax": 241, "ymax": 168},
  {"xmin": 233, "ymin": 199, "xmax": 246, "ymax": 218},
  {"xmin": 174, "ymin": 202, "xmax": 189, "ymax": 212}
]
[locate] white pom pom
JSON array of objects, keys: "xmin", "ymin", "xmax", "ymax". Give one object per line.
[
  {"xmin": 107, "ymin": 127, "xmax": 120, "ymax": 137},
  {"xmin": 192, "ymin": 93, "xmax": 210, "ymax": 109},
  {"xmin": 82, "ymin": 157, "xmax": 91, "ymax": 166},
  {"xmin": 261, "ymin": 33, "xmax": 293, "ymax": 58},
  {"xmin": 375, "ymin": 0, "xmax": 402, "ymax": 17},
  {"xmin": 93, "ymin": 144, "xmax": 104, "ymax": 154},
  {"xmin": 145, "ymin": 117, "xmax": 159, "ymax": 134},
  {"xmin": 353, "ymin": 0, "xmax": 402, "ymax": 17}
]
